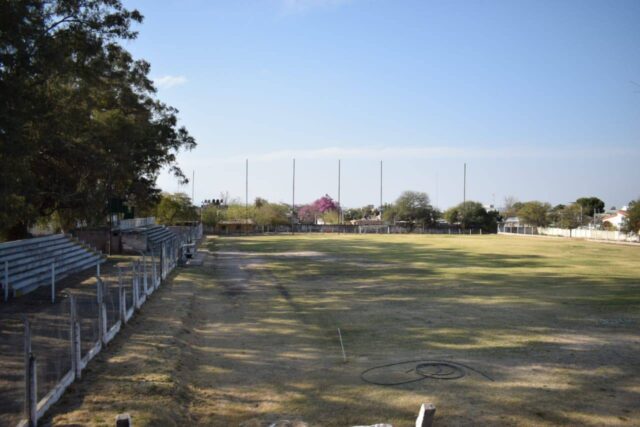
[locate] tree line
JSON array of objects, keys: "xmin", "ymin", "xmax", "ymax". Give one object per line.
[
  {"xmin": 159, "ymin": 190, "xmax": 640, "ymax": 235},
  {"xmin": 0, "ymin": 0, "xmax": 195, "ymax": 240},
  {"xmin": 503, "ymin": 196, "xmax": 640, "ymax": 232}
]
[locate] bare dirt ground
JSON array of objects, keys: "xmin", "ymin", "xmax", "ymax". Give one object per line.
[{"xmin": 44, "ymin": 235, "xmax": 640, "ymax": 426}]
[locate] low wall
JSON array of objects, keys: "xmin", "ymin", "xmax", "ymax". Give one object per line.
[
  {"xmin": 499, "ymin": 225, "xmax": 639, "ymax": 243},
  {"xmin": 538, "ymin": 227, "xmax": 639, "ymax": 242}
]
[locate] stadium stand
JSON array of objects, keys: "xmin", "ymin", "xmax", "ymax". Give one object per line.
[{"xmin": 0, "ymin": 234, "xmax": 106, "ymax": 300}]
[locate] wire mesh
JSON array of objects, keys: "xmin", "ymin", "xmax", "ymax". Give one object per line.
[
  {"xmin": 31, "ymin": 297, "xmax": 72, "ymax": 401},
  {"xmin": 0, "ymin": 246, "xmax": 178, "ymax": 425},
  {"xmin": 118, "ymin": 264, "xmax": 135, "ymax": 314},
  {"xmin": 102, "ymin": 276, "xmax": 119, "ymax": 330},
  {"xmin": 76, "ymin": 282, "xmax": 100, "ymax": 358},
  {"xmin": 0, "ymin": 315, "xmax": 26, "ymax": 426}
]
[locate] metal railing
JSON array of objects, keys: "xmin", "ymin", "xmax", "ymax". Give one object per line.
[{"xmin": 115, "ymin": 217, "xmax": 156, "ymax": 231}]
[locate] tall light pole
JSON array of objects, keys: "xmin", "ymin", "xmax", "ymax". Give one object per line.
[
  {"xmin": 292, "ymin": 158, "xmax": 296, "ymax": 233},
  {"xmin": 245, "ymin": 159, "xmax": 248, "ymax": 230},
  {"xmin": 379, "ymin": 160, "xmax": 383, "ymax": 218},
  {"xmin": 338, "ymin": 159, "xmax": 342, "ymax": 224},
  {"xmin": 463, "ymin": 163, "xmax": 467, "ymax": 208}
]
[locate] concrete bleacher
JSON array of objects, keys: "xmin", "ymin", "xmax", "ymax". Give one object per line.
[
  {"xmin": 143, "ymin": 225, "xmax": 176, "ymax": 250},
  {"xmin": 0, "ymin": 234, "xmax": 106, "ymax": 300}
]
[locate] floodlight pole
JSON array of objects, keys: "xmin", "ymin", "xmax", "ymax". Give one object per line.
[
  {"xmin": 292, "ymin": 158, "xmax": 296, "ymax": 234},
  {"xmin": 245, "ymin": 159, "xmax": 248, "ymax": 233},
  {"xmin": 463, "ymin": 163, "xmax": 467, "ymax": 208},
  {"xmin": 338, "ymin": 159, "xmax": 342, "ymax": 224},
  {"xmin": 379, "ymin": 160, "xmax": 383, "ymax": 214}
]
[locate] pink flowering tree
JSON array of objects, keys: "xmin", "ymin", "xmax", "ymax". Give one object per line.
[{"xmin": 297, "ymin": 195, "xmax": 340, "ymax": 224}]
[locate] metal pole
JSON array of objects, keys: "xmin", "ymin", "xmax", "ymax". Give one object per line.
[
  {"xmin": 51, "ymin": 261, "xmax": 56, "ymax": 304},
  {"xmin": 245, "ymin": 159, "xmax": 249, "ymax": 234},
  {"xmin": 379, "ymin": 160, "xmax": 383, "ymax": 217},
  {"xmin": 292, "ymin": 158, "xmax": 296, "ymax": 234},
  {"xmin": 192, "ymin": 170, "xmax": 195, "ymax": 203},
  {"xmin": 338, "ymin": 159, "xmax": 341, "ymax": 224},
  {"xmin": 463, "ymin": 163, "xmax": 467, "ymax": 207},
  {"xmin": 4, "ymin": 260, "xmax": 9, "ymax": 301}
]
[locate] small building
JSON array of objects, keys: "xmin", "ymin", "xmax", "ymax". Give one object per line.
[
  {"xmin": 601, "ymin": 210, "xmax": 628, "ymax": 230},
  {"xmin": 216, "ymin": 219, "xmax": 255, "ymax": 234},
  {"xmin": 502, "ymin": 217, "xmax": 523, "ymax": 227}
]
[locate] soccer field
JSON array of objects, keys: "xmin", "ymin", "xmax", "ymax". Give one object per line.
[{"xmin": 48, "ymin": 234, "xmax": 640, "ymax": 426}]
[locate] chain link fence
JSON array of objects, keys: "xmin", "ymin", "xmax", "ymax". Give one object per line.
[{"xmin": 0, "ymin": 238, "xmax": 178, "ymax": 427}]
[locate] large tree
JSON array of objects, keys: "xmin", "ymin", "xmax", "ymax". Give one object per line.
[
  {"xmin": 556, "ymin": 204, "xmax": 584, "ymax": 229},
  {"xmin": 623, "ymin": 200, "xmax": 640, "ymax": 233},
  {"xmin": 155, "ymin": 193, "xmax": 197, "ymax": 225},
  {"xmin": 383, "ymin": 191, "xmax": 439, "ymax": 228},
  {"xmin": 517, "ymin": 201, "xmax": 551, "ymax": 227},
  {"xmin": 0, "ymin": 0, "xmax": 195, "ymax": 239},
  {"xmin": 444, "ymin": 201, "xmax": 498, "ymax": 232},
  {"xmin": 575, "ymin": 197, "xmax": 605, "ymax": 216}
]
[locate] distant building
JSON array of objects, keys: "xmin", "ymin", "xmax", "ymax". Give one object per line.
[
  {"xmin": 600, "ymin": 210, "xmax": 628, "ymax": 230},
  {"xmin": 502, "ymin": 217, "xmax": 523, "ymax": 227}
]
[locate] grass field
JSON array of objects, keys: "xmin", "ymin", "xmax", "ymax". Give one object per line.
[{"xmin": 48, "ymin": 234, "xmax": 640, "ymax": 426}]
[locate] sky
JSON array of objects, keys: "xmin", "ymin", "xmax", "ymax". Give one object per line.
[{"xmin": 123, "ymin": 0, "xmax": 640, "ymax": 209}]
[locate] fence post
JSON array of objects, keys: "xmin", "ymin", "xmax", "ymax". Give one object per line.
[
  {"xmin": 416, "ymin": 403, "xmax": 436, "ymax": 427},
  {"xmin": 96, "ymin": 277, "xmax": 107, "ymax": 345},
  {"xmin": 24, "ymin": 319, "xmax": 37, "ymax": 426},
  {"xmin": 51, "ymin": 261, "xmax": 56, "ymax": 304},
  {"xmin": 4, "ymin": 260, "xmax": 9, "ymax": 301},
  {"xmin": 118, "ymin": 267, "xmax": 126, "ymax": 324},
  {"xmin": 142, "ymin": 253, "xmax": 148, "ymax": 294},
  {"xmin": 160, "ymin": 243, "xmax": 165, "ymax": 280},
  {"xmin": 132, "ymin": 262, "xmax": 139, "ymax": 310},
  {"xmin": 69, "ymin": 294, "xmax": 82, "ymax": 379},
  {"xmin": 151, "ymin": 249, "xmax": 158, "ymax": 289}
]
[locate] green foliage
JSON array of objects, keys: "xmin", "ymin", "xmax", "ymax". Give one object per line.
[
  {"xmin": 444, "ymin": 201, "xmax": 498, "ymax": 232},
  {"xmin": 321, "ymin": 210, "xmax": 340, "ymax": 225},
  {"xmin": 201, "ymin": 205, "xmax": 224, "ymax": 228},
  {"xmin": 343, "ymin": 205, "xmax": 378, "ymax": 221},
  {"xmin": 555, "ymin": 204, "xmax": 584, "ymax": 229},
  {"xmin": 0, "ymin": 0, "xmax": 195, "ymax": 239},
  {"xmin": 254, "ymin": 202, "xmax": 290, "ymax": 226},
  {"xmin": 516, "ymin": 201, "xmax": 551, "ymax": 226},
  {"xmin": 502, "ymin": 196, "xmax": 523, "ymax": 218},
  {"xmin": 155, "ymin": 193, "xmax": 197, "ymax": 225},
  {"xmin": 575, "ymin": 197, "xmax": 605, "ymax": 216},
  {"xmin": 225, "ymin": 203, "xmax": 255, "ymax": 222},
  {"xmin": 383, "ymin": 191, "xmax": 438, "ymax": 227},
  {"xmin": 623, "ymin": 200, "xmax": 640, "ymax": 233}
]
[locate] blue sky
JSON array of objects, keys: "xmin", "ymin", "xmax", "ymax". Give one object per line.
[{"xmin": 124, "ymin": 0, "xmax": 640, "ymax": 209}]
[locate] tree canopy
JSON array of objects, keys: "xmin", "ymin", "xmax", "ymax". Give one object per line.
[
  {"xmin": 623, "ymin": 200, "xmax": 640, "ymax": 233},
  {"xmin": 383, "ymin": 191, "xmax": 439, "ymax": 227},
  {"xmin": 1, "ymin": 0, "xmax": 195, "ymax": 239},
  {"xmin": 517, "ymin": 201, "xmax": 551, "ymax": 227},
  {"xmin": 575, "ymin": 197, "xmax": 605, "ymax": 216},
  {"xmin": 155, "ymin": 193, "xmax": 197, "ymax": 225},
  {"xmin": 444, "ymin": 201, "xmax": 498, "ymax": 232}
]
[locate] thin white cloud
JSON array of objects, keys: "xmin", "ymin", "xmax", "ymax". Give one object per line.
[
  {"xmin": 221, "ymin": 145, "xmax": 640, "ymax": 163},
  {"xmin": 280, "ymin": 0, "xmax": 353, "ymax": 14},
  {"xmin": 154, "ymin": 75, "xmax": 188, "ymax": 89}
]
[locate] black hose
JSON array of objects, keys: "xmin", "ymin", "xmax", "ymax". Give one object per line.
[{"xmin": 360, "ymin": 359, "xmax": 494, "ymax": 386}]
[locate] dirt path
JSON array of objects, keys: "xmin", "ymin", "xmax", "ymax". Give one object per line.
[{"xmin": 47, "ymin": 240, "xmax": 342, "ymax": 426}]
